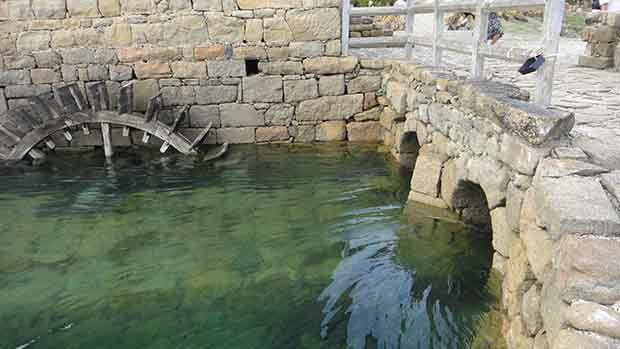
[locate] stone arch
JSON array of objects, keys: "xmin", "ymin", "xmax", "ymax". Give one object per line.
[
  {"xmin": 451, "ymin": 179, "xmax": 492, "ymax": 232},
  {"xmin": 395, "ymin": 131, "xmax": 420, "ymax": 169}
]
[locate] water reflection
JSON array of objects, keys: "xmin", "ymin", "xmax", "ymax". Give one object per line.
[{"xmin": 320, "ymin": 203, "xmax": 495, "ymax": 349}]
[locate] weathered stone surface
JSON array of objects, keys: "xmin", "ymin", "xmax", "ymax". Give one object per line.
[
  {"xmin": 556, "ymin": 235, "xmax": 620, "ymax": 304},
  {"xmin": 466, "ymin": 157, "xmax": 510, "ymax": 209},
  {"xmin": 189, "ymin": 105, "xmax": 220, "ymax": 128},
  {"xmin": 110, "ymin": 65, "xmax": 133, "ymax": 81},
  {"xmin": 552, "ymin": 329, "xmax": 620, "ymax": 349},
  {"xmin": 567, "ymin": 301, "xmax": 620, "ymax": 339},
  {"xmin": 407, "ymin": 191, "xmax": 448, "ymax": 209},
  {"xmin": 4, "ymin": 56, "xmax": 35, "ymax": 70},
  {"xmin": 353, "ymin": 107, "xmax": 381, "ymax": 122},
  {"xmin": 242, "ymin": 76, "xmax": 283, "ymax": 103},
  {"xmin": 17, "ymin": 31, "xmax": 50, "ymax": 52},
  {"xmin": 207, "ymin": 60, "xmax": 246, "ymax": 78},
  {"xmin": 536, "ymin": 158, "xmax": 609, "ymax": 179},
  {"xmin": 289, "ymin": 41, "xmax": 323, "ymax": 58},
  {"xmin": 490, "ymin": 207, "xmax": 518, "ymax": 257},
  {"xmin": 348, "ymin": 75, "xmax": 382, "ymax": 94},
  {"xmin": 193, "ymin": 0, "xmax": 222, "ymax": 11},
  {"xmin": 195, "ymin": 45, "xmax": 225, "ymax": 60},
  {"xmin": 500, "ymin": 134, "xmax": 550, "ymax": 175},
  {"xmin": 601, "ymin": 171, "xmax": 620, "ymax": 201},
  {"xmin": 296, "ymin": 94, "xmax": 363, "ymax": 123},
  {"xmin": 207, "ymin": 14, "xmax": 244, "ymax": 43},
  {"xmin": 284, "ymin": 79, "xmax": 318, "ymax": 103},
  {"xmin": 133, "ymin": 79, "xmax": 159, "ymax": 111},
  {"xmin": 99, "ymin": 0, "xmax": 121, "ymax": 16},
  {"xmin": 503, "ymin": 240, "xmax": 536, "ymax": 318},
  {"xmin": 346, "ymin": 122, "xmax": 382, "ymax": 143},
  {"xmin": 319, "ymin": 74, "xmax": 344, "ymax": 96},
  {"xmin": 259, "ymin": 62, "xmax": 303, "ymax": 75},
  {"xmin": 195, "ymin": 85, "xmax": 238, "ymax": 104},
  {"xmin": 263, "ymin": 17, "xmax": 293, "ymax": 44},
  {"xmin": 579, "ymin": 55, "xmax": 614, "ymax": 69},
  {"xmin": 256, "ymin": 126, "xmax": 289, "ymax": 142},
  {"xmin": 303, "ymin": 56, "xmax": 358, "ymax": 75},
  {"xmin": 506, "ymin": 316, "xmax": 534, "ymax": 349},
  {"xmin": 0, "ymin": 70, "xmax": 31, "ymax": 86},
  {"xmin": 506, "ymin": 183, "xmax": 524, "ymax": 232},
  {"xmin": 220, "ymin": 103, "xmax": 263, "ymax": 127},
  {"xmin": 290, "ymin": 125, "xmax": 315, "ymax": 142},
  {"xmin": 121, "ymin": 0, "xmax": 154, "ymax": 13},
  {"xmin": 492, "ymin": 251, "xmax": 507, "ymax": 275},
  {"xmin": 5, "ymin": 85, "xmax": 51, "ymax": 98},
  {"xmin": 6, "ymin": 0, "xmax": 33, "ymax": 18},
  {"xmin": 33, "ymin": 51, "xmax": 62, "ymax": 68},
  {"xmin": 31, "ymin": 69, "xmax": 61, "ymax": 84},
  {"xmin": 0, "ymin": 89, "xmax": 7, "ymax": 115},
  {"xmin": 67, "ymin": 0, "xmax": 100, "ymax": 17},
  {"xmin": 263, "ymin": 104, "xmax": 294, "ymax": 126},
  {"xmin": 160, "ymin": 86, "xmax": 195, "ymax": 106},
  {"xmin": 535, "ymin": 176, "xmax": 620, "ymax": 239},
  {"xmin": 325, "ymin": 39, "xmax": 341, "ymax": 56},
  {"xmin": 217, "ymin": 127, "xmax": 255, "ymax": 144},
  {"xmin": 316, "ymin": 121, "xmax": 346, "ymax": 142},
  {"xmin": 386, "ymin": 80, "xmax": 407, "ymax": 114},
  {"xmin": 522, "ymin": 285, "xmax": 543, "ymax": 336},
  {"xmin": 134, "ymin": 63, "xmax": 171, "ymax": 79},
  {"xmin": 236, "ymin": 0, "xmax": 302, "ymax": 9},
  {"xmin": 553, "ymin": 146, "xmax": 588, "ymax": 160},
  {"xmin": 86, "ymin": 65, "xmax": 108, "ymax": 81},
  {"xmin": 245, "ymin": 18, "xmax": 263, "ymax": 43},
  {"xmin": 520, "ymin": 188, "xmax": 553, "ymax": 281},
  {"xmin": 534, "ymin": 332, "xmax": 549, "ymax": 349},
  {"xmin": 410, "ymin": 146, "xmax": 444, "ymax": 198},
  {"xmin": 285, "ymin": 8, "xmax": 340, "ymax": 41},
  {"xmin": 170, "ymin": 62, "xmax": 207, "ymax": 79},
  {"xmin": 32, "ymin": 0, "xmax": 66, "ymax": 18}
]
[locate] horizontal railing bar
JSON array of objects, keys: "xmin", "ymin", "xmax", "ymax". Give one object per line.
[
  {"xmin": 350, "ymin": 0, "xmax": 544, "ymax": 16},
  {"xmin": 349, "ymin": 36, "xmax": 408, "ymax": 48}
]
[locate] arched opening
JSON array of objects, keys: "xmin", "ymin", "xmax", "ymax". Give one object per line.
[
  {"xmin": 451, "ymin": 180, "xmax": 492, "ymax": 232},
  {"xmin": 396, "ymin": 131, "xmax": 420, "ymax": 170}
]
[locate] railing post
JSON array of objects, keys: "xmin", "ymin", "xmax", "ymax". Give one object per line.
[
  {"xmin": 535, "ymin": 0, "xmax": 565, "ymax": 107},
  {"xmin": 471, "ymin": 0, "xmax": 488, "ymax": 79},
  {"xmin": 405, "ymin": 0, "xmax": 415, "ymax": 59},
  {"xmin": 342, "ymin": 0, "xmax": 351, "ymax": 56},
  {"xmin": 432, "ymin": 0, "xmax": 443, "ymax": 66}
]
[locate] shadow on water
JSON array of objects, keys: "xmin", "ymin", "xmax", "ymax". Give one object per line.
[{"xmin": 0, "ymin": 144, "xmax": 498, "ymax": 349}]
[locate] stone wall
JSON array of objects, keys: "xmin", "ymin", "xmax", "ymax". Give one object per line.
[
  {"xmin": 349, "ymin": 16, "xmax": 394, "ymax": 38},
  {"xmin": 0, "ymin": 0, "xmax": 387, "ymax": 146},
  {"xmin": 579, "ymin": 11, "xmax": 620, "ymax": 70},
  {"xmin": 378, "ymin": 60, "xmax": 620, "ymax": 349}
]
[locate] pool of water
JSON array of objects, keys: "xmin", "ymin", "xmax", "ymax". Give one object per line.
[{"xmin": 0, "ymin": 144, "xmax": 499, "ymax": 349}]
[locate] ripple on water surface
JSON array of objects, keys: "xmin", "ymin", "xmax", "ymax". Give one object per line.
[{"xmin": 0, "ymin": 144, "xmax": 500, "ymax": 349}]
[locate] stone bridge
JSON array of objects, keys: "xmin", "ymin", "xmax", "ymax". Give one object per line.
[{"xmin": 379, "ymin": 60, "xmax": 620, "ymax": 349}]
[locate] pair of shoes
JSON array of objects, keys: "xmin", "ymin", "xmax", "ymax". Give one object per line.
[{"xmin": 519, "ymin": 55, "xmax": 545, "ymax": 75}]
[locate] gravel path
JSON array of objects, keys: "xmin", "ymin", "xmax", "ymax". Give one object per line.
[{"xmin": 352, "ymin": 14, "xmax": 620, "ymax": 169}]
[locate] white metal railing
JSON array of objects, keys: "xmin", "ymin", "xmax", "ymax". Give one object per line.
[{"xmin": 342, "ymin": 0, "xmax": 566, "ymax": 107}]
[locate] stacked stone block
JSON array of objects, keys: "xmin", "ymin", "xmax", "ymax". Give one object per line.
[
  {"xmin": 0, "ymin": 0, "xmax": 387, "ymax": 145},
  {"xmin": 379, "ymin": 60, "xmax": 620, "ymax": 349},
  {"xmin": 579, "ymin": 12, "xmax": 620, "ymax": 70},
  {"xmin": 349, "ymin": 16, "xmax": 394, "ymax": 38}
]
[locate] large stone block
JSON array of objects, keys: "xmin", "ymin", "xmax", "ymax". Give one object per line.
[
  {"xmin": 296, "ymin": 94, "xmax": 363, "ymax": 123},
  {"xmin": 242, "ymin": 76, "xmax": 283, "ymax": 103},
  {"xmin": 285, "ymin": 8, "xmax": 340, "ymax": 41},
  {"xmin": 490, "ymin": 207, "xmax": 518, "ymax": 257},
  {"xmin": 217, "ymin": 127, "xmax": 255, "ymax": 144},
  {"xmin": 256, "ymin": 126, "xmax": 290, "ymax": 142},
  {"xmin": 17, "ymin": 31, "xmax": 50, "ymax": 52},
  {"xmin": 220, "ymin": 103, "xmax": 264, "ymax": 127},
  {"xmin": 284, "ymin": 79, "xmax": 318, "ymax": 103},
  {"xmin": 133, "ymin": 79, "xmax": 159, "ymax": 111},
  {"xmin": 121, "ymin": 0, "xmax": 153, "ymax": 14},
  {"xmin": 347, "ymin": 75, "xmax": 382, "ymax": 94},
  {"xmin": 319, "ymin": 74, "xmax": 344, "ymax": 96},
  {"xmin": 170, "ymin": 62, "xmax": 207, "ymax": 79},
  {"xmin": 245, "ymin": 19, "xmax": 263, "ymax": 43},
  {"xmin": 566, "ymin": 301, "xmax": 620, "ymax": 339},
  {"xmin": 7, "ymin": 0, "xmax": 33, "ymax": 18},
  {"xmin": 4, "ymin": 85, "xmax": 51, "ymax": 98},
  {"xmin": 522, "ymin": 285, "xmax": 542, "ymax": 336},
  {"xmin": 316, "ymin": 121, "xmax": 346, "ymax": 142},
  {"xmin": 193, "ymin": 0, "xmax": 222, "ymax": 11},
  {"xmin": 0, "ymin": 70, "xmax": 31, "ymax": 86},
  {"xmin": 500, "ymin": 134, "xmax": 550, "ymax": 175},
  {"xmin": 265, "ymin": 104, "xmax": 294, "ymax": 126},
  {"xmin": 0, "ymin": 89, "xmax": 7, "ymax": 115},
  {"xmin": 290, "ymin": 125, "xmax": 315, "ymax": 142},
  {"xmin": 386, "ymin": 80, "xmax": 407, "ymax": 114},
  {"xmin": 410, "ymin": 146, "xmax": 444, "ymax": 198},
  {"xmin": 67, "ymin": 0, "xmax": 101, "ymax": 17},
  {"xmin": 259, "ymin": 62, "xmax": 303, "ymax": 75},
  {"xmin": 189, "ymin": 105, "xmax": 220, "ymax": 128},
  {"xmin": 263, "ymin": 16, "xmax": 293, "ymax": 44},
  {"xmin": 99, "ymin": 0, "xmax": 121, "ymax": 16},
  {"xmin": 110, "ymin": 65, "xmax": 133, "ymax": 81},
  {"xmin": 353, "ymin": 107, "xmax": 381, "ymax": 122},
  {"xmin": 105, "ymin": 23, "xmax": 132, "ymax": 46},
  {"xmin": 556, "ymin": 235, "xmax": 620, "ymax": 304},
  {"xmin": 206, "ymin": 14, "xmax": 244, "ymax": 43},
  {"xmin": 466, "ymin": 157, "xmax": 510, "ymax": 209},
  {"xmin": 207, "ymin": 60, "xmax": 246, "ymax": 78},
  {"xmin": 303, "ymin": 56, "xmax": 358, "ymax": 74},
  {"xmin": 31, "ymin": 69, "xmax": 61, "ymax": 84},
  {"xmin": 289, "ymin": 41, "xmax": 323, "ymax": 58},
  {"xmin": 552, "ymin": 329, "xmax": 620, "ymax": 349},
  {"xmin": 601, "ymin": 171, "xmax": 620, "ymax": 201},
  {"xmin": 535, "ymin": 176, "xmax": 620, "ymax": 239},
  {"xmin": 32, "ymin": 0, "xmax": 66, "ymax": 18},
  {"xmin": 236, "ymin": 0, "xmax": 302, "ymax": 9},
  {"xmin": 134, "ymin": 63, "xmax": 172, "ymax": 79},
  {"xmin": 346, "ymin": 122, "xmax": 382, "ymax": 143},
  {"xmin": 194, "ymin": 85, "xmax": 238, "ymax": 104},
  {"xmin": 160, "ymin": 86, "xmax": 195, "ymax": 106}
]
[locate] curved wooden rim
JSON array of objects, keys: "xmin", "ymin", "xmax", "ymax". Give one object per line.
[{"xmin": 7, "ymin": 111, "xmax": 197, "ymax": 160}]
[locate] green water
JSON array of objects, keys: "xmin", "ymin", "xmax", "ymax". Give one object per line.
[{"xmin": 0, "ymin": 144, "xmax": 498, "ymax": 349}]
